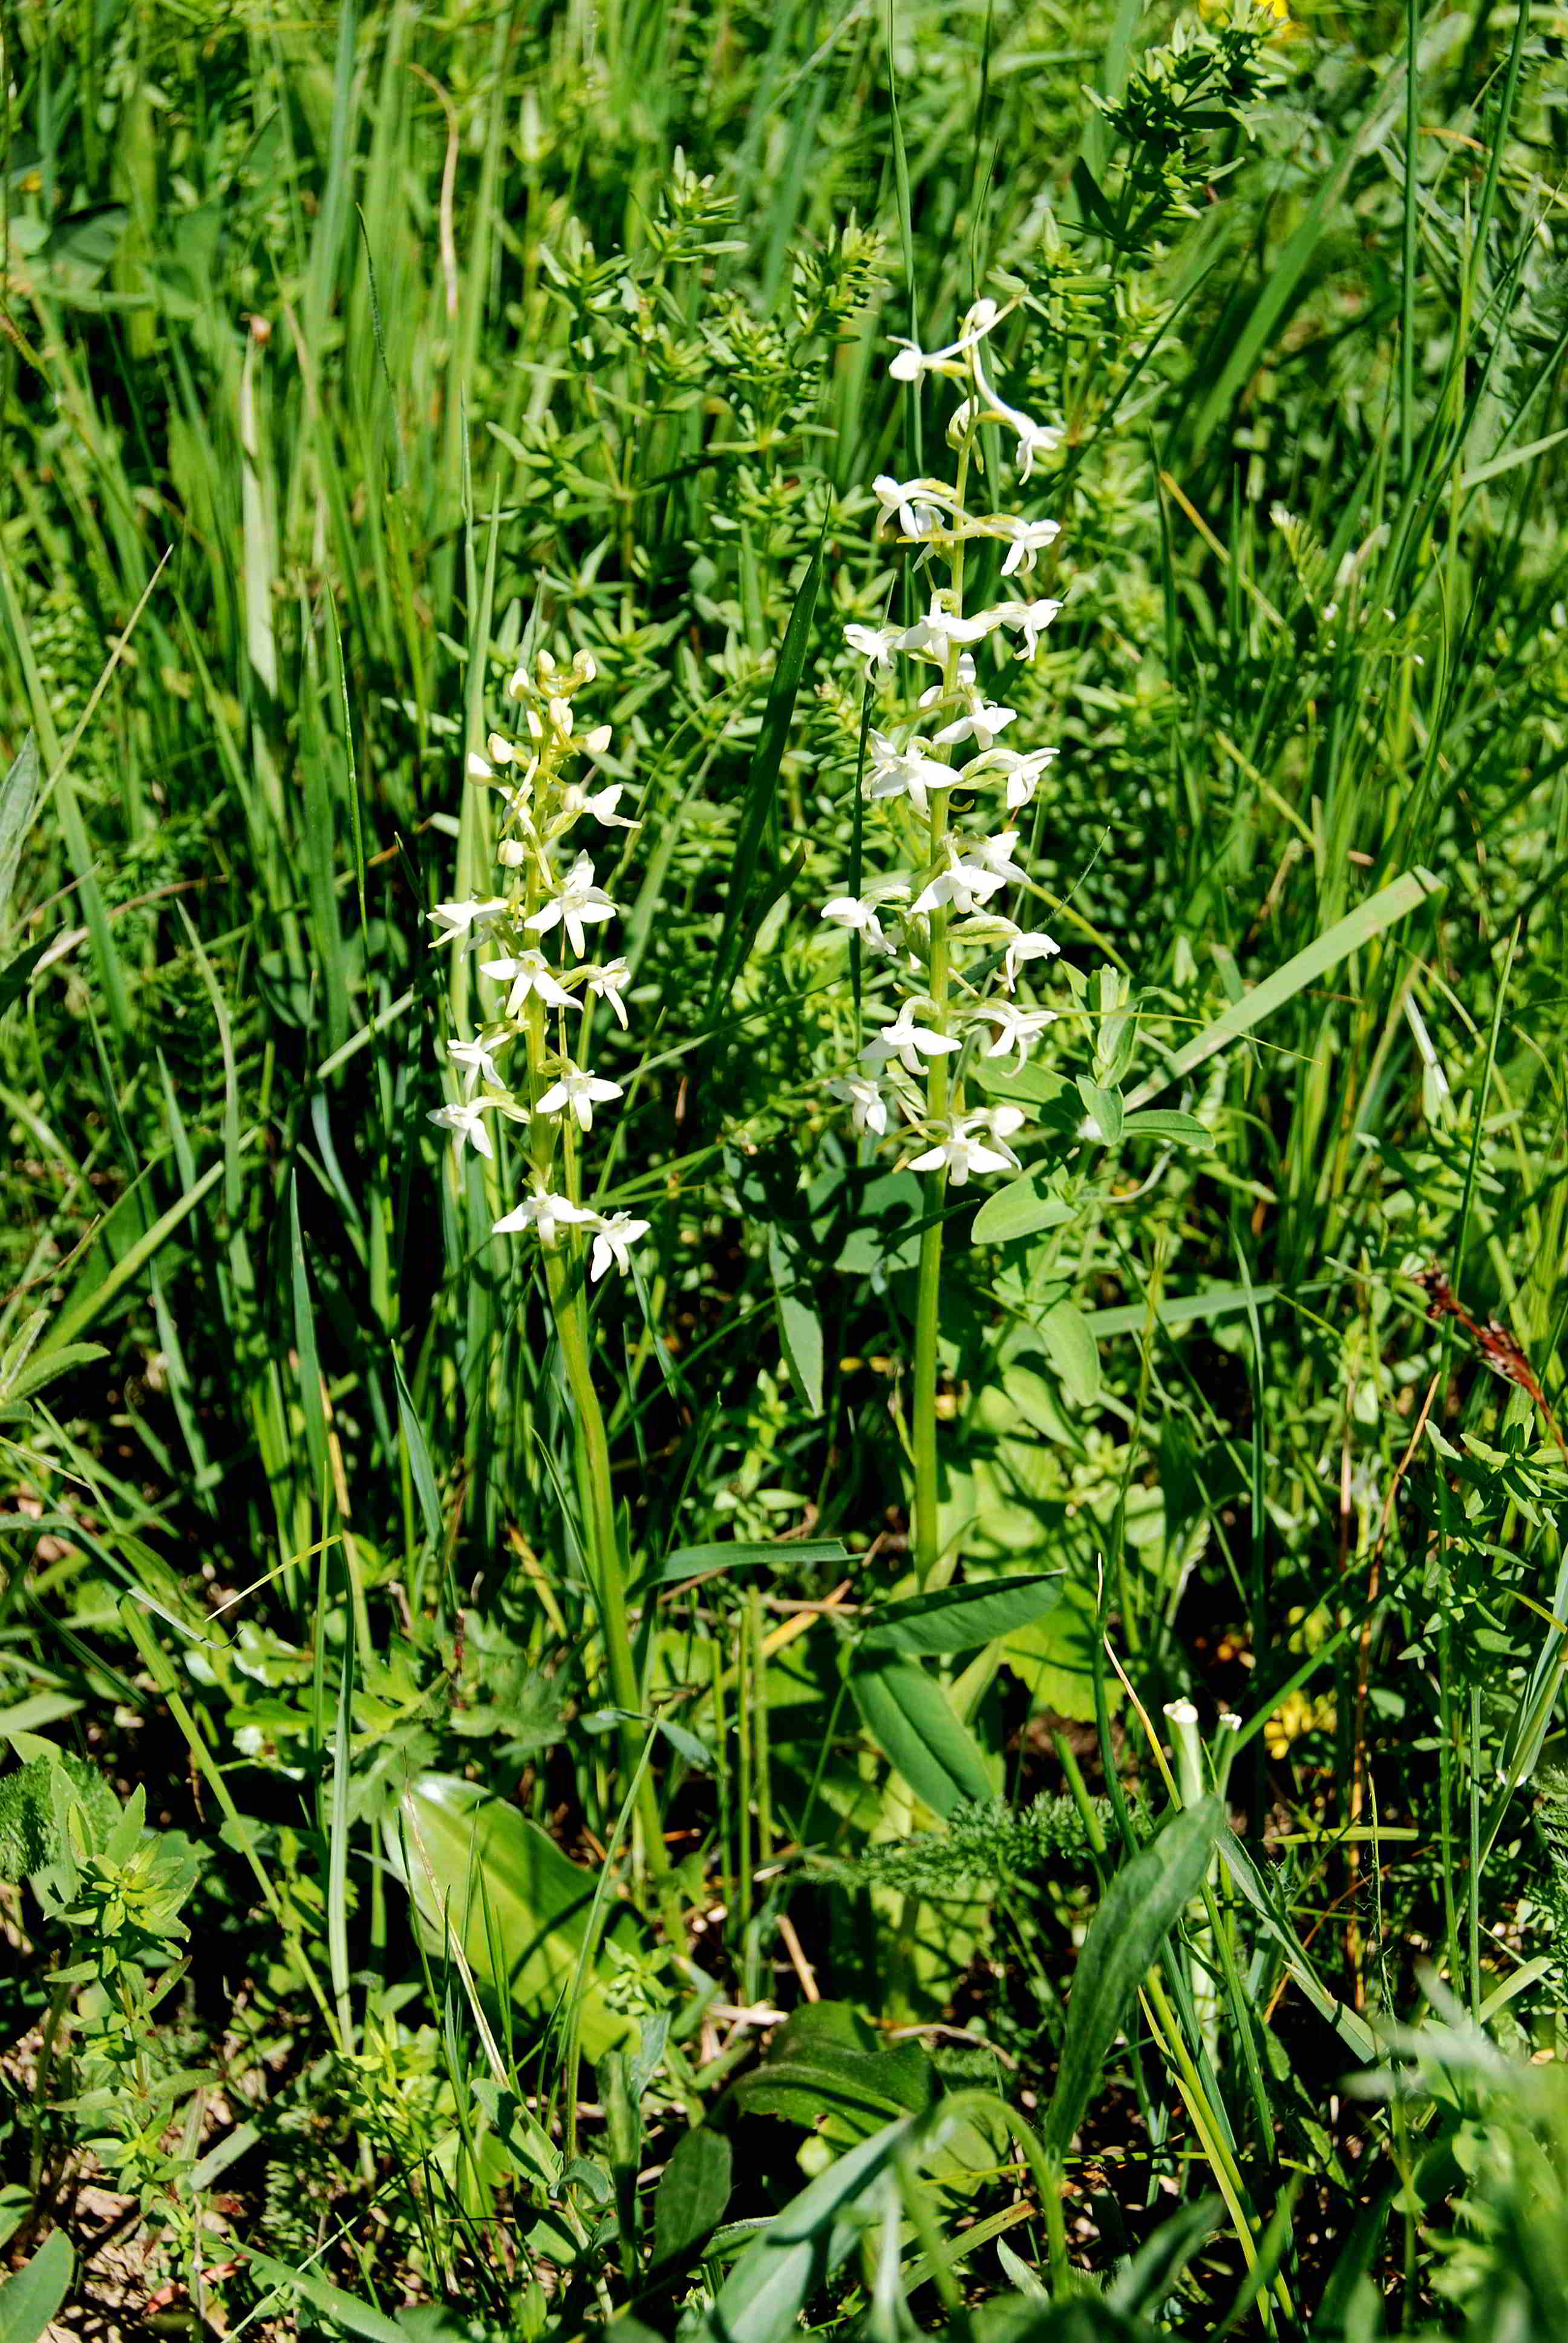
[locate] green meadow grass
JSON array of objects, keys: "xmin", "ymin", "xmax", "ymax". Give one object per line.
[{"xmin": 1, "ymin": 0, "xmax": 1567, "ymax": 2333}]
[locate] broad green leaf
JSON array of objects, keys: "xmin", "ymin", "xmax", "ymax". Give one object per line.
[
  {"xmin": 1125, "ymin": 870, "xmax": 1442, "ymax": 1110},
  {"xmin": 1118, "ymin": 1109, "xmax": 1214, "ymax": 1150},
  {"xmin": 0, "ymin": 2228, "xmax": 72, "ymax": 2343},
  {"xmin": 847, "ymin": 1656, "xmax": 996, "ymax": 1816},
  {"xmin": 1040, "ymin": 1301, "xmax": 1099, "ymax": 1409},
  {"xmin": 730, "ymin": 2004, "xmax": 932, "ymax": 2140},
  {"xmin": 383, "ymin": 1775, "xmax": 639, "ymax": 2058},
  {"xmin": 861, "ymin": 1574, "xmax": 1065, "ymax": 1659},
  {"xmin": 1001, "ymin": 1579, "xmax": 1108, "ymax": 1723},
  {"xmin": 652, "ymin": 2125, "xmax": 733, "ymax": 2269},
  {"xmin": 1042, "ymin": 1798, "xmax": 1224, "ymax": 2158},
  {"xmin": 970, "ymin": 1172, "xmax": 1079, "ymax": 1246},
  {"xmin": 698, "ymin": 2116, "xmax": 918, "ymax": 2343}
]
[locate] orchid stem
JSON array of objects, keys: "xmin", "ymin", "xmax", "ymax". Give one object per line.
[{"xmin": 543, "ymin": 1239, "xmax": 684, "ymax": 1943}]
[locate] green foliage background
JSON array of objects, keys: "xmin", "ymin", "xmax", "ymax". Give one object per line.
[{"xmin": 1, "ymin": 0, "xmax": 1567, "ymax": 2332}]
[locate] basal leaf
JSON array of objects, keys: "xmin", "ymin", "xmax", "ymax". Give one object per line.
[
  {"xmin": 1042, "ymin": 1798, "xmax": 1224, "ymax": 2159},
  {"xmin": 384, "ymin": 1774, "xmax": 640, "ymax": 2058},
  {"xmin": 846, "ymin": 1656, "xmax": 996, "ymax": 1817},
  {"xmin": 652, "ymin": 2124, "xmax": 733, "ymax": 2270},
  {"xmin": 0, "ymin": 2228, "xmax": 73, "ymax": 2343},
  {"xmin": 861, "ymin": 1574, "xmax": 1065, "ymax": 1659}
]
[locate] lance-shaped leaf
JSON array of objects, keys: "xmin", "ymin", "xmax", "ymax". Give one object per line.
[
  {"xmin": 1042, "ymin": 1798, "xmax": 1224, "ymax": 2160},
  {"xmin": 861, "ymin": 1573, "xmax": 1065, "ymax": 1659},
  {"xmin": 846, "ymin": 1655, "xmax": 996, "ymax": 1816}
]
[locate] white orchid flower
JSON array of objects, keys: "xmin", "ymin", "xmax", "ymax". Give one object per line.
[
  {"xmin": 827, "ymin": 1073, "xmax": 898, "ymax": 1137},
  {"xmin": 887, "ymin": 297, "xmax": 1003, "ymax": 384},
  {"xmin": 844, "ymin": 622, "xmax": 901, "ymax": 678},
  {"xmin": 996, "ymin": 517, "xmax": 1062, "ymax": 577},
  {"xmin": 428, "ymin": 1097, "xmax": 498, "ymax": 1160},
  {"xmin": 428, "ymin": 896, "xmax": 508, "ymax": 948},
  {"xmin": 895, "ymin": 598, "xmax": 1005, "ymax": 663},
  {"xmin": 904, "ymin": 1112, "xmax": 1016, "ymax": 1184},
  {"xmin": 976, "ymin": 1001, "xmax": 1059, "ymax": 1070},
  {"xmin": 963, "ymin": 744, "xmax": 1059, "ymax": 813},
  {"xmin": 864, "ymin": 730, "xmax": 955, "ymax": 818},
  {"xmin": 492, "ymin": 1187, "xmax": 594, "ymax": 1245},
  {"xmin": 862, "ymin": 1006, "xmax": 960, "ymax": 1077},
  {"xmin": 996, "ymin": 597, "xmax": 1063, "ymax": 660},
  {"xmin": 1001, "ymin": 926, "xmax": 1062, "ymax": 991},
  {"xmin": 583, "ymin": 957, "xmax": 632, "ymax": 1027},
  {"xmin": 587, "ymin": 1211, "xmax": 650, "ymax": 1282},
  {"xmin": 558, "ymin": 779, "xmax": 636, "ymax": 829},
  {"xmin": 821, "ymin": 894, "xmax": 895, "ymax": 955},
  {"xmin": 526, "ymin": 851, "xmax": 618, "ymax": 957},
  {"xmin": 980, "ymin": 1103, "xmax": 1027, "ymax": 1166},
  {"xmin": 446, "ymin": 1033, "xmax": 511, "ymax": 1090},
  {"xmin": 480, "ymin": 949, "xmax": 574, "ymax": 1017},
  {"xmin": 932, "ymin": 701, "xmax": 1017, "ymax": 753},
  {"xmin": 910, "ymin": 837, "xmax": 1014, "ymax": 918},
  {"xmin": 973, "ymin": 830, "xmax": 1025, "ymax": 880},
  {"xmin": 534, "ymin": 1062, "xmax": 623, "ymax": 1132},
  {"xmin": 872, "ymin": 474, "xmax": 956, "ymax": 539}
]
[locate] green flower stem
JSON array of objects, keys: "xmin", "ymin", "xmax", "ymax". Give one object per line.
[
  {"xmin": 912, "ymin": 787, "xmax": 951, "ymax": 1591},
  {"xmin": 910, "ymin": 429, "xmax": 974, "ymax": 1591},
  {"xmin": 542, "ymin": 1239, "xmax": 682, "ymax": 1938}
]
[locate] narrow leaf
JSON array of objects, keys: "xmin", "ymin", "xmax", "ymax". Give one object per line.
[
  {"xmin": 0, "ymin": 733, "xmax": 41, "ymax": 924},
  {"xmin": 1125, "ymin": 870, "xmax": 1441, "ymax": 1110},
  {"xmin": 699, "ymin": 2117, "xmax": 918, "ymax": 2343},
  {"xmin": 1119, "ymin": 1109, "xmax": 1214, "ymax": 1150}
]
